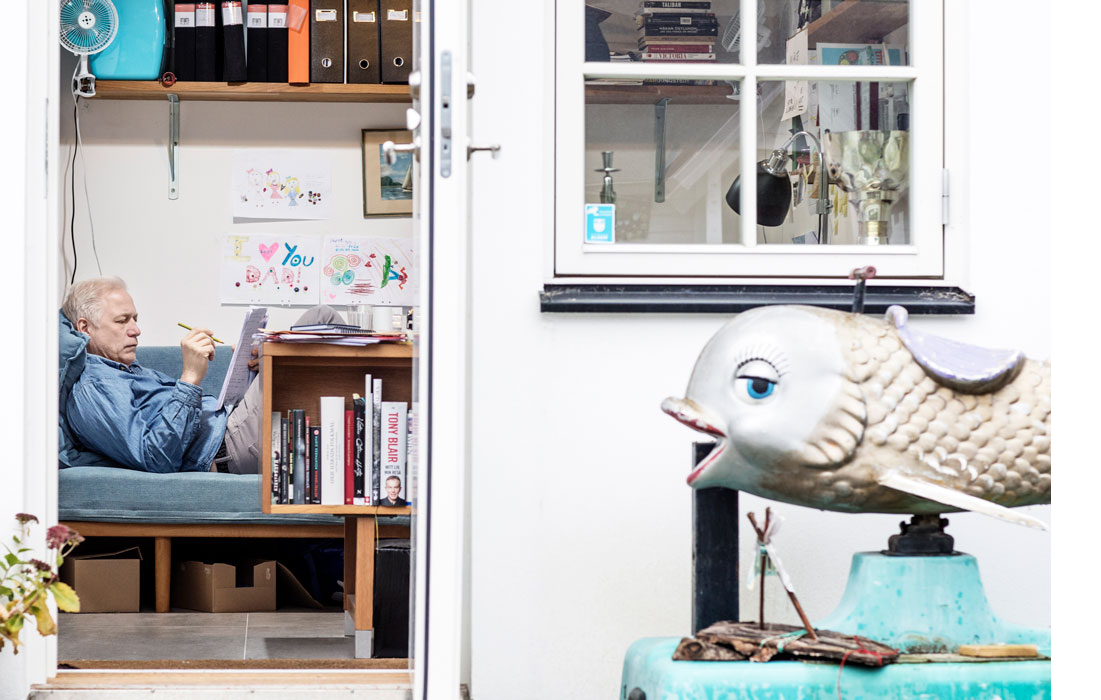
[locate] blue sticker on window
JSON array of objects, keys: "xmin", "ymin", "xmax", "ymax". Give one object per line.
[{"xmin": 585, "ymin": 204, "xmax": 615, "ymax": 244}]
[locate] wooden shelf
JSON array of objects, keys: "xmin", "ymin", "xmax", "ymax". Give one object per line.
[
  {"xmin": 586, "ymin": 82, "xmax": 738, "ymax": 105},
  {"xmin": 260, "ymin": 341, "xmax": 415, "ymax": 514},
  {"xmin": 92, "ymin": 81, "xmax": 412, "ymax": 103},
  {"xmin": 807, "ymin": 0, "xmax": 908, "ymax": 47}
]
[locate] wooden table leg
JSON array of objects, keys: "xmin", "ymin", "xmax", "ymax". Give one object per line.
[
  {"xmin": 353, "ymin": 516, "xmax": 376, "ymax": 658},
  {"xmin": 154, "ymin": 537, "xmax": 171, "ymax": 613}
]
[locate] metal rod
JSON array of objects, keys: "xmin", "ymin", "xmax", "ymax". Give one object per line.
[
  {"xmin": 654, "ymin": 98, "xmax": 670, "ymax": 202},
  {"xmin": 168, "ymin": 94, "xmax": 179, "ymax": 200}
]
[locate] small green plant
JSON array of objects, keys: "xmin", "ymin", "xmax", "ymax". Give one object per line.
[{"xmin": 1, "ymin": 514, "xmax": 83, "ymax": 654}]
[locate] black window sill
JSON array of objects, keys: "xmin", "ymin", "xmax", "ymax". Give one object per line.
[{"xmin": 539, "ymin": 284, "xmax": 975, "ymax": 315}]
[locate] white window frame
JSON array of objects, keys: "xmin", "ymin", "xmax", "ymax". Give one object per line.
[{"xmin": 553, "ymin": 0, "xmax": 945, "ymax": 280}]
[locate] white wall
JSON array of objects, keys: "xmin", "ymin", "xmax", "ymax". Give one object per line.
[
  {"xmin": 467, "ymin": 2, "xmax": 1050, "ymax": 699},
  {"xmin": 60, "ymin": 91, "xmax": 412, "ymax": 343}
]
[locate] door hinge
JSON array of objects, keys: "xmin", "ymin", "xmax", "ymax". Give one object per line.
[{"xmin": 941, "ymin": 168, "xmax": 949, "ymax": 226}]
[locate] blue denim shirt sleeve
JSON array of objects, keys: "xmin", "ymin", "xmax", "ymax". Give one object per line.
[{"xmin": 67, "ymin": 376, "xmax": 206, "ymax": 474}]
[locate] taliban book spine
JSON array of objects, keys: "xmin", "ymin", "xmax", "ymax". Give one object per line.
[
  {"xmin": 310, "ymin": 425, "xmax": 321, "ymax": 503},
  {"xmin": 270, "ymin": 411, "xmax": 281, "ymax": 504},
  {"xmin": 353, "ymin": 394, "xmax": 367, "ymax": 506},
  {"xmin": 639, "ymin": 1, "xmax": 712, "ymax": 10},
  {"xmin": 371, "ymin": 377, "xmax": 383, "ymax": 504},
  {"xmin": 320, "ymin": 396, "xmax": 345, "ymax": 505},
  {"xmin": 344, "ymin": 407, "xmax": 355, "ymax": 506},
  {"xmin": 381, "ymin": 401, "xmax": 408, "ymax": 505}
]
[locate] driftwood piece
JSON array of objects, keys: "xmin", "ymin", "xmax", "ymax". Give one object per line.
[{"xmin": 673, "ymin": 621, "xmax": 899, "ymax": 667}]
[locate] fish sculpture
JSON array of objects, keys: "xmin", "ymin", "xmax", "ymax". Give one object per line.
[{"xmin": 662, "ymin": 305, "xmax": 1050, "ymax": 530}]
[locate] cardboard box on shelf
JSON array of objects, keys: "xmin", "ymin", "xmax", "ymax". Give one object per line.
[
  {"xmin": 59, "ymin": 546, "xmax": 141, "ymax": 613},
  {"xmin": 171, "ymin": 560, "xmax": 276, "ymax": 613}
]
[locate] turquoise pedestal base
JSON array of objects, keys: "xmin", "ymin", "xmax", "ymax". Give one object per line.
[
  {"xmin": 622, "ymin": 637, "xmax": 1051, "ymax": 700},
  {"xmin": 815, "ymin": 552, "xmax": 1051, "ymax": 655}
]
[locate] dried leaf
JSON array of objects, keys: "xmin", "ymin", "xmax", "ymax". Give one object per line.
[
  {"xmin": 30, "ymin": 604, "xmax": 56, "ymax": 637},
  {"xmin": 48, "ymin": 581, "xmax": 80, "ymax": 613}
]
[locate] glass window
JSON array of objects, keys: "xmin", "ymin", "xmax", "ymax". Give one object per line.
[{"xmin": 560, "ymin": 0, "xmax": 941, "ymax": 279}]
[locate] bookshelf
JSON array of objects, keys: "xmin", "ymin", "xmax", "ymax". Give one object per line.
[
  {"xmin": 258, "ymin": 340, "xmax": 415, "ymax": 658},
  {"xmin": 259, "ymin": 341, "xmax": 415, "ymax": 514},
  {"xmin": 92, "ymin": 81, "xmax": 411, "ymax": 103}
]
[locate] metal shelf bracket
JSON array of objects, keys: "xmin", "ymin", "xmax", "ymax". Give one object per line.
[
  {"xmin": 654, "ymin": 97, "xmax": 670, "ymax": 202},
  {"xmin": 168, "ymin": 94, "xmax": 179, "ymax": 200}
]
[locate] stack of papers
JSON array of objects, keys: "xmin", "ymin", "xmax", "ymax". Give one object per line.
[{"xmin": 258, "ymin": 328, "xmax": 408, "ymax": 346}]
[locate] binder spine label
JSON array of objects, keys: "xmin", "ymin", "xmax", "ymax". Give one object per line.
[
  {"xmin": 268, "ymin": 6, "xmax": 288, "ymax": 27},
  {"xmin": 196, "ymin": 4, "xmax": 216, "ymax": 26},
  {"xmin": 176, "ymin": 8, "xmax": 196, "ymax": 27},
  {"xmin": 222, "ymin": 1, "xmax": 244, "ymax": 24},
  {"xmin": 353, "ymin": 11, "xmax": 376, "ymax": 22},
  {"xmin": 247, "ymin": 7, "xmax": 268, "ymax": 27},
  {"xmin": 387, "ymin": 9, "xmax": 408, "ymax": 21},
  {"xmin": 315, "ymin": 8, "xmax": 338, "ymax": 21}
]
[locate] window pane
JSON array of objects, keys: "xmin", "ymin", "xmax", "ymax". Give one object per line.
[
  {"xmin": 584, "ymin": 1, "xmax": 741, "ymax": 65},
  {"xmin": 754, "ymin": 79, "xmax": 910, "ymax": 245},
  {"xmin": 758, "ymin": 0, "xmax": 910, "ymax": 66},
  {"xmin": 584, "ymin": 83, "xmax": 744, "ymax": 244}
]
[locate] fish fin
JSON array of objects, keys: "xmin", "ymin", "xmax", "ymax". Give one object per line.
[
  {"xmin": 886, "ymin": 306, "xmax": 1025, "ymax": 394},
  {"xmin": 876, "ymin": 472, "xmax": 1049, "ymax": 531}
]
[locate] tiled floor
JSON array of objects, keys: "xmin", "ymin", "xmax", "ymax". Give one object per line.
[{"xmin": 59, "ymin": 611, "xmax": 357, "ymax": 661}]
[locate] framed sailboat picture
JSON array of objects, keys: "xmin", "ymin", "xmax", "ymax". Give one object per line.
[{"xmin": 362, "ymin": 129, "xmax": 414, "ymax": 217}]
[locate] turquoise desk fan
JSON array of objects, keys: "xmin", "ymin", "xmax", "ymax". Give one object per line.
[{"xmin": 59, "ymin": 0, "xmax": 119, "ymax": 98}]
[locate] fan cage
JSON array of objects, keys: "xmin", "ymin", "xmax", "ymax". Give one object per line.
[{"xmin": 59, "ymin": 0, "xmax": 117, "ymax": 54}]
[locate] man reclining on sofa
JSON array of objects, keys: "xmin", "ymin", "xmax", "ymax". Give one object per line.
[{"xmin": 60, "ymin": 276, "xmax": 343, "ymax": 475}]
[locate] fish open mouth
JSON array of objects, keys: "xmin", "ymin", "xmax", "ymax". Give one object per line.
[{"xmin": 661, "ymin": 396, "xmax": 726, "ymax": 486}]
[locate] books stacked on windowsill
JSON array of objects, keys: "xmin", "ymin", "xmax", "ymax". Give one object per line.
[
  {"xmin": 637, "ymin": 1, "xmax": 718, "ymax": 68},
  {"xmin": 270, "ymin": 375, "xmax": 416, "ymax": 508},
  {"xmin": 259, "ymin": 323, "xmax": 409, "ymax": 345}
]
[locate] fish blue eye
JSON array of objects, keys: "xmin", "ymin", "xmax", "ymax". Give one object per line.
[{"xmin": 743, "ymin": 377, "xmax": 776, "ymax": 399}]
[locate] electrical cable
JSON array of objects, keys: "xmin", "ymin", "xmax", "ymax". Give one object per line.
[
  {"xmin": 69, "ymin": 53, "xmax": 103, "ymax": 285},
  {"xmin": 70, "ymin": 101, "xmax": 79, "ymax": 286}
]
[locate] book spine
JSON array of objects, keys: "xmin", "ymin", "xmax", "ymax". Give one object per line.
[
  {"xmin": 639, "ymin": 7, "xmax": 712, "ymax": 14},
  {"xmin": 344, "ymin": 408, "xmax": 354, "ymax": 506},
  {"xmin": 310, "ymin": 426, "xmax": 321, "ymax": 503},
  {"xmin": 304, "ymin": 414, "xmax": 311, "ymax": 504},
  {"xmin": 381, "ymin": 401, "xmax": 408, "ymax": 504},
  {"xmin": 279, "ymin": 416, "xmax": 288, "ymax": 504},
  {"xmin": 293, "ymin": 409, "xmax": 306, "ymax": 504},
  {"xmin": 638, "ymin": 25, "xmax": 718, "ymax": 36},
  {"xmin": 354, "ymin": 396, "xmax": 367, "ymax": 505},
  {"xmin": 320, "ymin": 396, "xmax": 344, "ymax": 505},
  {"xmin": 371, "ymin": 378, "xmax": 383, "ymax": 504},
  {"xmin": 639, "ymin": 43, "xmax": 714, "ymax": 52},
  {"xmin": 406, "ymin": 402, "xmax": 417, "ymax": 505},
  {"xmin": 640, "ymin": 1, "xmax": 713, "ymax": 9},
  {"xmin": 270, "ymin": 411, "xmax": 281, "ymax": 504},
  {"xmin": 638, "ymin": 13, "xmax": 717, "ymax": 24},
  {"xmin": 641, "ymin": 53, "xmax": 716, "ymax": 61},
  {"xmin": 363, "ymin": 374, "xmax": 373, "ymax": 505}
]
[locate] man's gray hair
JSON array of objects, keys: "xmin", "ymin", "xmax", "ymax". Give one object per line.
[{"xmin": 62, "ymin": 277, "xmax": 128, "ymax": 327}]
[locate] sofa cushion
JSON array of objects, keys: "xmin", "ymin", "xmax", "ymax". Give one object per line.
[{"xmin": 58, "ymin": 467, "xmax": 350, "ymax": 525}]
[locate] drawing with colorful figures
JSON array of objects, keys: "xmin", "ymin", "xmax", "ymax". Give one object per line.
[
  {"xmin": 320, "ymin": 236, "xmax": 418, "ymax": 307},
  {"xmin": 232, "ymin": 150, "xmax": 333, "ymax": 221},
  {"xmin": 219, "ymin": 233, "xmax": 322, "ymax": 306}
]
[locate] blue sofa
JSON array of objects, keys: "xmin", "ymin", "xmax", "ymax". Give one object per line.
[{"xmin": 58, "ymin": 340, "xmax": 345, "ymax": 612}]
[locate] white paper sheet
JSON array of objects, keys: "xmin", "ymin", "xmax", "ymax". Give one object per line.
[
  {"xmin": 232, "ymin": 149, "xmax": 332, "ymax": 220},
  {"xmin": 781, "ymin": 28, "xmax": 809, "ymax": 121},
  {"xmin": 219, "ymin": 233, "xmax": 322, "ymax": 305},
  {"xmin": 217, "ymin": 306, "xmax": 269, "ymax": 410},
  {"xmin": 319, "ymin": 236, "xmax": 418, "ymax": 307}
]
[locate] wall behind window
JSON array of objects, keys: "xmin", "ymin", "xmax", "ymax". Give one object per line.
[{"xmin": 59, "ymin": 95, "xmax": 411, "ymax": 344}]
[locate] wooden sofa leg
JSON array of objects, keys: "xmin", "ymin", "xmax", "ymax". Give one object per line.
[{"xmin": 155, "ymin": 536, "xmax": 171, "ymax": 613}]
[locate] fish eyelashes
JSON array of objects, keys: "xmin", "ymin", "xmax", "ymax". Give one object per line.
[{"xmin": 734, "ymin": 359, "xmax": 781, "ymax": 403}]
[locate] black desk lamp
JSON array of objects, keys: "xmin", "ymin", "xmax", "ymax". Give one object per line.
[{"xmin": 726, "ymin": 130, "xmax": 832, "ymax": 243}]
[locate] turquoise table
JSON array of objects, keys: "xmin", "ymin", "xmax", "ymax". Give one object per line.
[{"xmin": 622, "ymin": 637, "xmax": 1051, "ymax": 700}]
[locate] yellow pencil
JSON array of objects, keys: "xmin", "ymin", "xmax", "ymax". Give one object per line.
[{"xmin": 177, "ymin": 323, "xmax": 225, "ymax": 344}]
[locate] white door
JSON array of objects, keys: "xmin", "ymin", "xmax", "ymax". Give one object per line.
[{"xmin": 410, "ymin": 0, "xmax": 478, "ymax": 696}]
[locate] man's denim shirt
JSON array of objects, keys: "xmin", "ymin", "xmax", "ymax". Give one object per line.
[{"xmin": 65, "ymin": 355, "xmax": 229, "ymax": 473}]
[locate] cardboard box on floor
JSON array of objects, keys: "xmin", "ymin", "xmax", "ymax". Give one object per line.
[
  {"xmin": 59, "ymin": 546, "xmax": 141, "ymax": 613},
  {"xmin": 171, "ymin": 560, "xmax": 276, "ymax": 612}
]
